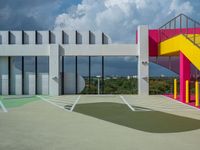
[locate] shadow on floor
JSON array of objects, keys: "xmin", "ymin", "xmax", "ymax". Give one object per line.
[{"xmin": 74, "ymin": 102, "xmax": 200, "ymax": 133}]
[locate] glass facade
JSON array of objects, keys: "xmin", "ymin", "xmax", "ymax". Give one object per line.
[
  {"xmin": 149, "ymin": 58, "xmax": 178, "ymax": 95},
  {"xmin": 37, "ymin": 57, "xmax": 49, "ymax": 73},
  {"xmin": 37, "ymin": 56, "xmax": 49, "ymax": 95},
  {"xmin": 90, "ymin": 57, "xmax": 103, "ymax": 94},
  {"xmin": 7, "ymin": 56, "xmax": 49, "ymax": 95},
  {"xmin": 77, "ymin": 57, "xmax": 90, "ymax": 94},
  {"xmin": 24, "ymin": 56, "xmax": 35, "ymax": 94},
  {"xmin": 61, "ymin": 56, "xmax": 138, "ymax": 95},
  {"xmin": 63, "ymin": 56, "xmax": 76, "ymax": 94},
  {"xmin": 104, "ymin": 57, "xmax": 137, "ymax": 94}
]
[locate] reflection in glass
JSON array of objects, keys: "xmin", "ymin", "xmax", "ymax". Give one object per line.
[
  {"xmin": 90, "ymin": 57, "xmax": 102, "ymax": 94},
  {"xmin": 37, "ymin": 56, "xmax": 49, "ymax": 95},
  {"xmin": 104, "ymin": 57, "xmax": 138, "ymax": 94},
  {"xmin": 64, "ymin": 56, "xmax": 76, "ymax": 94},
  {"xmin": 77, "ymin": 57, "xmax": 89, "ymax": 94},
  {"xmin": 61, "ymin": 56, "xmax": 138, "ymax": 95}
]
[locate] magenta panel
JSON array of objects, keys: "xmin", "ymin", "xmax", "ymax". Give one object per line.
[{"xmin": 180, "ymin": 52, "xmax": 191, "ymax": 102}]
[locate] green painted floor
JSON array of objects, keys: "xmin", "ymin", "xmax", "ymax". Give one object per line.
[
  {"xmin": 0, "ymin": 96, "xmax": 38, "ymax": 108},
  {"xmin": 74, "ymin": 102, "xmax": 200, "ymax": 133}
]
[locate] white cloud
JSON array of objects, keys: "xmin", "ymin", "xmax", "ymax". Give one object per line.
[
  {"xmin": 169, "ymin": 0, "xmax": 193, "ymax": 15},
  {"xmin": 54, "ymin": 0, "xmax": 194, "ymax": 43}
]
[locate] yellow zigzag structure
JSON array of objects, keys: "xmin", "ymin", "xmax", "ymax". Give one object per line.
[{"xmin": 159, "ymin": 34, "xmax": 200, "ymax": 70}]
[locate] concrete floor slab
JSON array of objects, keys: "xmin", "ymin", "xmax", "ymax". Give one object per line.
[{"xmin": 0, "ymin": 95, "xmax": 199, "ymax": 150}]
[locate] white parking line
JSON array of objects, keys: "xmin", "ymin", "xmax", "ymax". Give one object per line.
[
  {"xmin": 0, "ymin": 100, "xmax": 8, "ymax": 113},
  {"xmin": 37, "ymin": 96, "xmax": 71, "ymax": 112},
  {"xmin": 70, "ymin": 95, "xmax": 81, "ymax": 112},
  {"xmin": 119, "ymin": 95, "xmax": 135, "ymax": 111}
]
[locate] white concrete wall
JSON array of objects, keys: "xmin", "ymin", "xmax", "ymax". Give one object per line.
[
  {"xmin": 63, "ymin": 44, "xmax": 138, "ymax": 56},
  {"xmin": 0, "ymin": 57, "xmax": 8, "ymax": 95},
  {"xmin": 50, "ymin": 30, "xmax": 62, "ymax": 44},
  {"xmin": 0, "ymin": 45, "xmax": 49, "ymax": 56},
  {"xmin": 0, "ymin": 31, "xmax": 8, "ymax": 44},
  {"xmin": 80, "ymin": 31, "xmax": 89, "ymax": 44},
  {"xmin": 10, "ymin": 31, "xmax": 22, "ymax": 44},
  {"xmin": 137, "ymin": 25, "xmax": 149, "ymax": 95},
  {"xmin": 103, "ymin": 33, "xmax": 112, "ymax": 44},
  {"xmin": 0, "ymin": 44, "xmax": 138, "ymax": 56},
  {"xmin": 68, "ymin": 30, "xmax": 76, "ymax": 44},
  {"xmin": 36, "ymin": 31, "xmax": 49, "ymax": 44},
  {"xmin": 24, "ymin": 31, "xmax": 35, "ymax": 44},
  {"xmin": 94, "ymin": 31, "xmax": 103, "ymax": 44},
  {"xmin": 0, "ymin": 29, "xmax": 142, "ymax": 96}
]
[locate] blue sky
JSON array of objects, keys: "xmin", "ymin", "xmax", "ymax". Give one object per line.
[{"xmin": 0, "ymin": 0, "xmax": 199, "ymax": 76}]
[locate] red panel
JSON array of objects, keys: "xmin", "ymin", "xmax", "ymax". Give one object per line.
[{"xmin": 149, "ymin": 30, "xmax": 159, "ymax": 56}]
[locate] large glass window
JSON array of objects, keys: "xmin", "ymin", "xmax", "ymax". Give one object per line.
[
  {"xmin": 64, "ymin": 56, "xmax": 76, "ymax": 94},
  {"xmin": 104, "ymin": 56, "xmax": 138, "ymax": 94},
  {"xmin": 149, "ymin": 56, "xmax": 178, "ymax": 95},
  {"xmin": 90, "ymin": 57, "xmax": 103, "ymax": 94},
  {"xmin": 37, "ymin": 56, "xmax": 49, "ymax": 95},
  {"xmin": 61, "ymin": 56, "xmax": 138, "ymax": 95},
  {"xmin": 77, "ymin": 57, "xmax": 89, "ymax": 94},
  {"xmin": 37, "ymin": 57, "xmax": 49, "ymax": 73},
  {"xmin": 10, "ymin": 56, "xmax": 22, "ymax": 95},
  {"xmin": 24, "ymin": 56, "xmax": 35, "ymax": 94}
]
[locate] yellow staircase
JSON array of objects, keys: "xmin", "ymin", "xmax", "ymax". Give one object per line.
[{"xmin": 159, "ymin": 34, "xmax": 200, "ymax": 70}]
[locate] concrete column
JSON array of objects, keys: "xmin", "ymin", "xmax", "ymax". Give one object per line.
[
  {"xmin": 49, "ymin": 45, "xmax": 60, "ymax": 96},
  {"xmin": 0, "ymin": 32, "xmax": 9, "ymax": 95},
  {"xmin": 68, "ymin": 31, "xmax": 76, "ymax": 44},
  {"xmin": 95, "ymin": 31, "xmax": 103, "ymax": 44},
  {"xmin": 0, "ymin": 57, "xmax": 9, "ymax": 95},
  {"xmin": 137, "ymin": 25, "xmax": 149, "ymax": 95},
  {"xmin": 80, "ymin": 31, "xmax": 89, "ymax": 44},
  {"xmin": 180, "ymin": 52, "xmax": 190, "ymax": 102}
]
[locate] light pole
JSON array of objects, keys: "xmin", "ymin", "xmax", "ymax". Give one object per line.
[{"xmin": 96, "ymin": 75, "xmax": 101, "ymax": 95}]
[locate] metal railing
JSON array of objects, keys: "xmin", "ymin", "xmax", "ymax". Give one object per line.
[{"xmin": 159, "ymin": 14, "xmax": 200, "ymax": 48}]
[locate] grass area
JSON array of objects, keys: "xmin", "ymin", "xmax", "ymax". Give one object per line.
[
  {"xmin": 0, "ymin": 96, "xmax": 39, "ymax": 108},
  {"xmin": 74, "ymin": 102, "xmax": 200, "ymax": 133}
]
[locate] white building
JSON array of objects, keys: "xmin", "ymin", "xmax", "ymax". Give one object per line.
[{"xmin": 0, "ymin": 26, "xmax": 149, "ymax": 96}]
